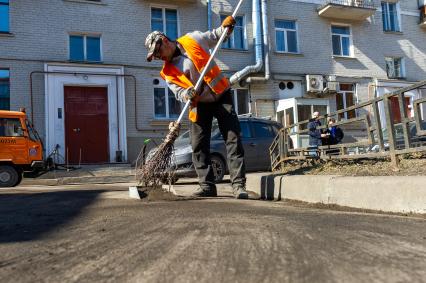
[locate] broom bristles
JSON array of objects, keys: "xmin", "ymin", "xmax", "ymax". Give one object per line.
[{"xmin": 135, "ymin": 130, "xmax": 178, "ymax": 187}]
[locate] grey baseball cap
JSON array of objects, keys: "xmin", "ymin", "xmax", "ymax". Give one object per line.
[{"xmin": 145, "ymin": 31, "xmax": 166, "ymax": 62}]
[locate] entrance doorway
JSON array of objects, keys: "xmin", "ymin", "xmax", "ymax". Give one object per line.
[{"xmin": 64, "ymin": 86, "xmax": 109, "ymax": 164}]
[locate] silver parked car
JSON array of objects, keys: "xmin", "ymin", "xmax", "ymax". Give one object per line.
[{"xmin": 168, "ymin": 115, "xmax": 282, "ymax": 183}]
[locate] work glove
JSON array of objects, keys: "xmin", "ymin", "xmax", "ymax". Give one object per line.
[
  {"xmin": 165, "ymin": 121, "xmax": 181, "ymax": 143},
  {"xmin": 222, "ymin": 16, "xmax": 236, "ymax": 35},
  {"xmin": 184, "ymin": 86, "xmax": 197, "ymax": 102},
  {"xmin": 222, "ymin": 16, "xmax": 236, "ymax": 28}
]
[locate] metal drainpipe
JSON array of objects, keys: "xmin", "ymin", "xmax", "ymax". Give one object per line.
[
  {"xmin": 229, "ymin": 0, "xmax": 263, "ymax": 85},
  {"xmin": 245, "ymin": 0, "xmax": 270, "ymax": 83},
  {"xmin": 207, "ymin": 0, "xmax": 212, "ymax": 32}
]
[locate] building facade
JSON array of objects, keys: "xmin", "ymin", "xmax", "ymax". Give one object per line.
[{"xmin": 0, "ymin": 0, "xmax": 425, "ymax": 162}]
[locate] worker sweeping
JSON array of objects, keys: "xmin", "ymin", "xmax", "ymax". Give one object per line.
[{"xmin": 144, "ymin": 16, "xmax": 248, "ymax": 199}]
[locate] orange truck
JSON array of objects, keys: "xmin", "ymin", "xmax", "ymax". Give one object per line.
[{"xmin": 0, "ymin": 109, "xmax": 44, "ymax": 187}]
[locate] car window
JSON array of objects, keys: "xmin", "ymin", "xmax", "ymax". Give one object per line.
[
  {"xmin": 211, "ymin": 121, "xmax": 221, "ymax": 139},
  {"xmin": 0, "ymin": 118, "xmax": 24, "ymax": 137},
  {"xmin": 253, "ymin": 122, "xmax": 274, "ymax": 138},
  {"xmin": 176, "ymin": 130, "xmax": 190, "ymax": 142},
  {"xmin": 240, "ymin": 121, "xmax": 252, "ymax": 138},
  {"xmin": 211, "ymin": 121, "xmax": 252, "ymax": 139}
]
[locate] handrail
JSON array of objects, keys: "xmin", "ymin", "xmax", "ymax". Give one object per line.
[{"xmin": 270, "ymin": 80, "xmax": 426, "ymax": 170}]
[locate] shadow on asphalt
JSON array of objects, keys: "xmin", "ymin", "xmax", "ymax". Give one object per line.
[
  {"xmin": 176, "ymin": 179, "xmax": 231, "ymax": 185},
  {"xmin": 0, "ymin": 190, "xmax": 104, "ymax": 243}
]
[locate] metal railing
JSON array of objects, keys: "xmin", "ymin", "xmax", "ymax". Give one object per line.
[
  {"xmin": 321, "ymin": 0, "xmax": 378, "ymax": 9},
  {"xmin": 269, "ymin": 80, "xmax": 426, "ymax": 171}
]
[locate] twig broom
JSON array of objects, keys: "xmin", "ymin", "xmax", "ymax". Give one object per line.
[{"xmin": 136, "ymin": 0, "xmax": 245, "ymax": 187}]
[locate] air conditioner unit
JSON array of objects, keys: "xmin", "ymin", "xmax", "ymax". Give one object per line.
[
  {"xmin": 306, "ymin": 75, "xmax": 324, "ymax": 92},
  {"xmin": 326, "ymin": 81, "xmax": 339, "ymax": 92}
]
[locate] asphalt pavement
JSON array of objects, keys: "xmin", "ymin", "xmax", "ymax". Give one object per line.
[{"xmin": 0, "ymin": 183, "xmax": 425, "ymax": 283}]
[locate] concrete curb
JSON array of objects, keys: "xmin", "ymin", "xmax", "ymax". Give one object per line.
[{"xmin": 249, "ymin": 174, "xmax": 426, "ymax": 214}]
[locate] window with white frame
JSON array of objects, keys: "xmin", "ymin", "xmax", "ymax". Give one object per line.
[
  {"xmin": 0, "ymin": 0, "xmax": 9, "ymax": 33},
  {"xmin": 221, "ymin": 15, "xmax": 245, "ymax": 50},
  {"xmin": 151, "ymin": 7, "xmax": 178, "ymax": 40},
  {"xmin": 385, "ymin": 57, "xmax": 405, "ymax": 79},
  {"xmin": 331, "ymin": 25, "xmax": 352, "ymax": 57},
  {"xmin": 231, "ymin": 89, "xmax": 249, "ymax": 114},
  {"xmin": 69, "ymin": 35, "xmax": 102, "ymax": 62},
  {"xmin": 154, "ymin": 80, "xmax": 182, "ymax": 119},
  {"xmin": 381, "ymin": 2, "xmax": 401, "ymax": 32},
  {"xmin": 0, "ymin": 69, "xmax": 10, "ymax": 110},
  {"xmin": 275, "ymin": 20, "xmax": 298, "ymax": 53},
  {"xmin": 336, "ymin": 83, "xmax": 357, "ymax": 119}
]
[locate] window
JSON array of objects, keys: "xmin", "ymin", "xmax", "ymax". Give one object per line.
[
  {"xmin": 154, "ymin": 82, "xmax": 182, "ymax": 119},
  {"xmin": 232, "ymin": 89, "xmax": 249, "ymax": 114},
  {"xmin": 69, "ymin": 35, "xmax": 101, "ymax": 62},
  {"xmin": 151, "ymin": 7, "xmax": 178, "ymax": 40},
  {"xmin": 0, "ymin": 0, "xmax": 9, "ymax": 33},
  {"xmin": 331, "ymin": 25, "xmax": 352, "ymax": 57},
  {"xmin": 240, "ymin": 121, "xmax": 252, "ymax": 138},
  {"xmin": 275, "ymin": 20, "xmax": 298, "ymax": 53},
  {"xmin": 382, "ymin": 2, "xmax": 401, "ymax": 32},
  {"xmin": 0, "ymin": 69, "xmax": 9, "ymax": 110},
  {"xmin": 0, "ymin": 118, "xmax": 24, "ymax": 137},
  {"xmin": 221, "ymin": 15, "xmax": 245, "ymax": 50},
  {"xmin": 385, "ymin": 57, "xmax": 405, "ymax": 79},
  {"xmin": 253, "ymin": 122, "xmax": 274, "ymax": 138},
  {"xmin": 336, "ymin": 83, "xmax": 356, "ymax": 119}
]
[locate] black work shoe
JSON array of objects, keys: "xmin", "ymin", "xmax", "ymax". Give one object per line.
[
  {"xmin": 233, "ymin": 186, "xmax": 248, "ymax": 199},
  {"xmin": 192, "ymin": 187, "xmax": 217, "ymax": 197}
]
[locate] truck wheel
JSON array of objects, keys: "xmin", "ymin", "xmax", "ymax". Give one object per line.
[
  {"xmin": 15, "ymin": 171, "xmax": 23, "ymax": 187},
  {"xmin": 0, "ymin": 165, "xmax": 19, "ymax": 188}
]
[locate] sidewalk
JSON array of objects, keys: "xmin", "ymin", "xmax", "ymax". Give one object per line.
[
  {"xmin": 21, "ymin": 165, "xmax": 426, "ymax": 214},
  {"xmin": 21, "ymin": 164, "xmax": 135, "ymax": 186}
]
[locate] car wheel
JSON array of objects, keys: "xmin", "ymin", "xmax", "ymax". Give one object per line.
[
  {"xmin": 211, "ymin": 155, "xmax": 225, "ymax": 183},
  {"xmin": 0, "ymin": 165, "xmax": 19, "ymax": 188}
]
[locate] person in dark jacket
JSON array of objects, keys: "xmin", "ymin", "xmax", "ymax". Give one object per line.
[
  {"xmin": 324, "ymin": 117, "xmax": 344, "ymax": 145},
  {"xmin": 307, "ymin": 112, "xmax": 327, "ymax": 156}
]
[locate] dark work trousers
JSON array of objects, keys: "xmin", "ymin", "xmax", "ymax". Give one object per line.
[{"xmin": 190, "ymin": 89, "xmax": 246, "ymax": 190}]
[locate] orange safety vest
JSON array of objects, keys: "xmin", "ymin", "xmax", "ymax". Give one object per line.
[{"xmin": 160, "ymin": 34, "xmax": 230, "ymax": 122}]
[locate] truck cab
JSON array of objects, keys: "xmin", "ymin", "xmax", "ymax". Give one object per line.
[{"xmin": 0, "ymin": 110, "xmax": 44, "ymax": 187}]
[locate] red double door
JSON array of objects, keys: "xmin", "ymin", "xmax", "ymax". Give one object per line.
[{"xmin": 64, "ymin": 86, "xmax": 109, "ymax": 164}]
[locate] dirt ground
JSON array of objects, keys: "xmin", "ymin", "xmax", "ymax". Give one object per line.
[
  {"xmin": 280, "ymin": 154, "xmax": 426, "ymax": 176},
  {"xmin": 0, "ymin": 183, "xmax": 425, "ymax": 283}
]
